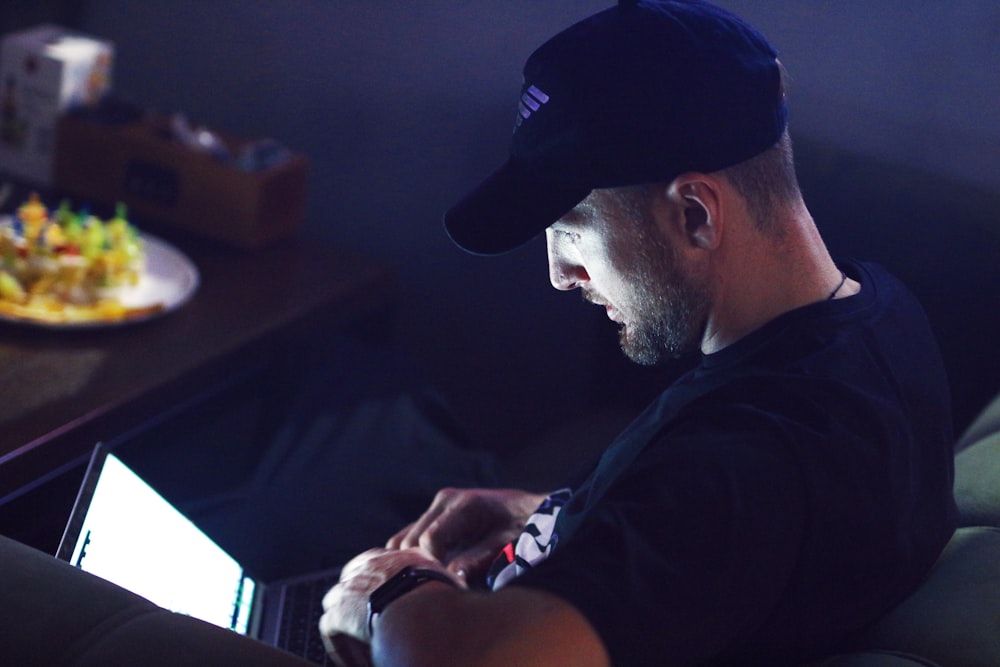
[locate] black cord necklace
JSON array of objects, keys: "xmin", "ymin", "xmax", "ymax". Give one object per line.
[{"xmin": 827, "ymin": 270, "xmax": 847, "ymax": 301}]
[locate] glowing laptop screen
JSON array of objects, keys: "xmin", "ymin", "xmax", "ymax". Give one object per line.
[{"xmin": 64, "ymin": 451, "xmax": 256, "ymax": 633}]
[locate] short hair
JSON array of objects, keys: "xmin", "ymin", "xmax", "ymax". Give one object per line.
[
  {"xmin": 717, "ymin": 129, "xmax": 801, "ymax": 235},
  {"xmin": 715, "ymin": 62, "xmax": 801, "ymax": 234}
]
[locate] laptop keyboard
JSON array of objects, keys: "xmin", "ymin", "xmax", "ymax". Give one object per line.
[{"xmin": 277, "ymin": 573, "xmax": 341, "ymax": 665}]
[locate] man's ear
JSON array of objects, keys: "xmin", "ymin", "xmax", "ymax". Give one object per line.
[{"xmin": 664, "ymin": 174, "xmax": 723, "ymax": 250}]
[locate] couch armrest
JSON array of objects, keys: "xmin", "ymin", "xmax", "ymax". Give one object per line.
[
  {"xmin": 849, "ymin": 526, "xmax": 1000, "ymax": 667},
  {"xmin": 0, "ymin": 534, "xmax": 316, "ymax": 666},
  {"xmin": 955, "ymin": 432, "xmax": 1000, "ymax": 527}
]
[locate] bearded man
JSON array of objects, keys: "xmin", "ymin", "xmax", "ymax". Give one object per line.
[{"xmin": 319, "ymin": 2, "xmax": 956, "ymax": 665}]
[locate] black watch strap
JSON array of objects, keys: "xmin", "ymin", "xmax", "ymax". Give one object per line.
[{"xmin": 367, "ymin": 566, "xmax": 457, "ymax": 635}]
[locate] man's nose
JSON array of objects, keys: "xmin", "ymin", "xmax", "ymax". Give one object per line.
[
  {"xmin": 549, "ymin": 262, "xmax": 590, "ymax": 290},
  {"xmin": 547, "ymin": 241, "xmax": 589, "ymax": 291}
]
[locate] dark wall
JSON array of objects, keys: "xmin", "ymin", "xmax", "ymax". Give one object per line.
[
  {"xmin": 72, "ymin": 0, "xmax": 621, "ymax": 454},
  {"xmin": 0, "ymin": 0, "xmax": 85, "ymax": 35},
  {"xmin": 56, "ymin": 1, "xmax": 1000, "ymax": 448}
]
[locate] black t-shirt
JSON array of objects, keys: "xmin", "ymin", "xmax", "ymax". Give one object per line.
[{"xmin": 509, "ymin": 261, "xmax": 957, "ymax": 666}]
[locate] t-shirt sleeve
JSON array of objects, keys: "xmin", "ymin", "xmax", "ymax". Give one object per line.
[{"xmin": 507, "ymin": 412, "xmax": 808, "ymax": 666}]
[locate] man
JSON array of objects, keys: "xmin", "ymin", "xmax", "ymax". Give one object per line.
[{"xmin": 319, "ymin": 1, "xmax": 956, "ymax": 665}]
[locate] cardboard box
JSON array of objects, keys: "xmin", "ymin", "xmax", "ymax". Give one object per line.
[
  {"xmin": 0, "ymin": 24, "xmax": 113, "ymax": 186},
  {"xmin": 54, "ymin": 112, "xmax": 309, "ymax": 250}
]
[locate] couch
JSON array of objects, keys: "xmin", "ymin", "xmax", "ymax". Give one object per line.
[
  {"xmin": 0, "ymin": 532, "xmax": 316, "ymax": 666},
  {"xmin": 815, "ymin": 390, "xmax": 1000, "ymax": 667},
  {"xmin": 1, "ymin": 389, "xmax": 998, "ymax": 666}
]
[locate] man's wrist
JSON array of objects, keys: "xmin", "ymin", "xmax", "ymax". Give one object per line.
[{"xmin": 367, "ymin": 566, "xmax": 458, "ymax": 636}]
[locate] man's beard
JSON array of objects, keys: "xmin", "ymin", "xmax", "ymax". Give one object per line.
[
  {"xmin": 619, "ymin": 273, "xmax": 707, "ymax": 365},
  {"xmin": 612, "ymin": 234, "xmax": 709, "ymax": 366}
]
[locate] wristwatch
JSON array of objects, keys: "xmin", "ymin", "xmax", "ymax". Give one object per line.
[{"xmin": 367, "ymin": 566, "xmax": 457, "ymax": 635}]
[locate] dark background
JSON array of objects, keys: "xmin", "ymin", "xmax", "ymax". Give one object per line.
[{"xmin": 2, "ymin": 2, "xmax": 998, "ymax": 566}]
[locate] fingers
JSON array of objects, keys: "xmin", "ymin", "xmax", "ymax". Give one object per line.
[
  {"xmin": 339, "ymin": 548, "xmax": 394, "ymax": 581},
  {"xmin": 387, "ymin": 488, "xmax": 464, "ymax": 557},
  {"xmin": 417, "ymin": 503, "xmax": 472, "ymax": 560},
  {"xmin": 385, "ymin": 522, "xmax": 414, "ymax": 549},
  {"xmin": 321, "ymin": 569, "xmax": 373, "ymax": 641},
  {"xmin": 446, "ymin": 538, "xmax": 510, "ymax": 585},
  {"xmin": 322, "ymin": 547, "xmax": 455, "ymax": 637},
  {"xmin": 320, "ymin": 546, "xmax": 466, "ymax": 663},
  {"xmin": 322, "ymin": 548, "xmax": 419, "ymax": 642},
  {"xmin": 384, "ymin": 487, "xmax": 550, "ymax": 585},
  {"xmin": 386, "ymin": 488, "xmax": 548, "ymax": 570}
]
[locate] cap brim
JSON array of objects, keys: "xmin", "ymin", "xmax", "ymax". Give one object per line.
[{"xmin": 444, "ymin": 159, "xmax": 592, "ymax": 255}]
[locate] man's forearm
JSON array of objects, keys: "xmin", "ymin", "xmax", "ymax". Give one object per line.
[{"xmin": 371, "ymin": 583, "xmax": 610, "ymax": 667}]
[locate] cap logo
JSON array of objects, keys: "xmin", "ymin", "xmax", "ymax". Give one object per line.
[{"xmin": 516, "ymin": 85, "xmax": 550, "ymax": 127}]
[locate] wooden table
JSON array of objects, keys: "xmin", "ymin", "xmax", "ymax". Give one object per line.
[{"xmin": 0, "ymin": 231, "xmax": 395, "ymax": 506}]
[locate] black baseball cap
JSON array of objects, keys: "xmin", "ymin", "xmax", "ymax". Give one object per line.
[{"xmin": 444, "ymin": 0, "xmax": 787, "ymax": 255}]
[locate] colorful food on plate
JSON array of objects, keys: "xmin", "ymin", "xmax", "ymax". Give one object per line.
[{"xmin": 0, "ymin": 193, "xmax": 162, "ymax": 324}]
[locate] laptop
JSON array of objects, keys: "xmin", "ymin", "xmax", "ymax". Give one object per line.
[{"xmin": 56, "ymin": 443, "xmax": 341, "ymax": 665}]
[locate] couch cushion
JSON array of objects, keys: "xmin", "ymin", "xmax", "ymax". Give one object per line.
[
  {"xmin": 953, "ymin": 389, "xmax": 1000, "ymax": 527},
  {"xmin": 954, "ymin": 431, "xmax": 1000, "ymax": 527},
  {"xmin": 955, "ymin": 390, "xmax": 1000, "ymax": 454},
  {"xmin": 0, "ymin": 534, "xmax": 315, "ymax": 666},
  {"xmin": 851, "ymin": 526, "xmax": 1000, "ymax": 667}
]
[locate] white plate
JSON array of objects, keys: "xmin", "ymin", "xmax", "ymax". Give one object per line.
[{"xmin": 0, "ymin": 234, "xmax": 200, "ymax": 329}]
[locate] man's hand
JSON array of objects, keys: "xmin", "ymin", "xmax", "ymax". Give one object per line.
[
  {"xmin": 320, "ymin": 528, "xmax": 610, "ymax": 667},
  {"xmin": 319, "ymin": 547, "xmax": 462, "ymax": 667},
  {"xmin": 387, "ymin": 488, "xmax": 548, "ymax": 586}
]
